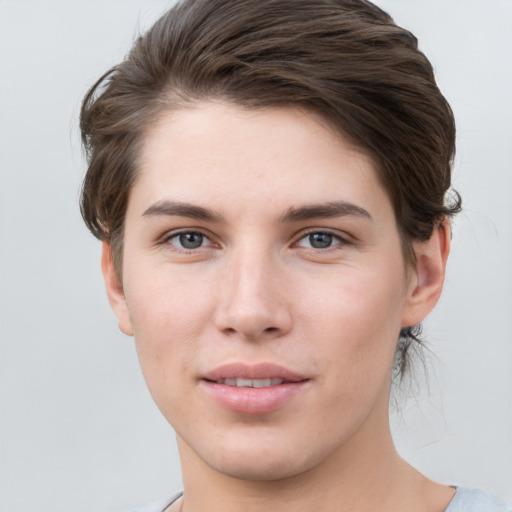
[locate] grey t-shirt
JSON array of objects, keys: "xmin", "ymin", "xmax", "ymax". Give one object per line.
[
  {"xmin": 128, "ymin": 487, "xmax": 512, "ymax": 512},
  {"xmin": 445, "ymin": 488, "xmax": 512, "ymax": 512}
]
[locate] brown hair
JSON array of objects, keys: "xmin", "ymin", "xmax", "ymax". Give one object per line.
[{"xmin": 80, "ymin": 0, "xmax": 461, "ymax": 378}]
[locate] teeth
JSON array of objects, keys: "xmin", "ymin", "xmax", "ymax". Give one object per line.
[
  {"xmin": 252, "ymin": 378, "xmax": 272, "ymax": 388},
  {"xmin": 217, "ymin": 378, "xmax": 285, "ymax": 387}
]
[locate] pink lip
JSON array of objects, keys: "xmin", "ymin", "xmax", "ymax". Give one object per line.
[
  {"xmin": 200, "ymin": 363, "xmax": 309, "ymax": 414},
  {"xmin": 202, "ymin": 362, "xmax": 307, "ymax": 382}
]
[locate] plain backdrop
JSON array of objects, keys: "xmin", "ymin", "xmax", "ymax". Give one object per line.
[{"xmin": 0, "ymin": 1, "xmax": 511, "ymax": 511}]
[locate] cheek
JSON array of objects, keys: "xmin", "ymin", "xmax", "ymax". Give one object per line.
[
  {"xmin": 300, "ymin": 265, "xmax": 407, "ymax": 377},
  {"xmin": 123, "ymin": 267, "xmax": 216, "ymax": 376},
  {"xmin": 123, "ymin": 271, "xmax": 219, "ymax": 425}
]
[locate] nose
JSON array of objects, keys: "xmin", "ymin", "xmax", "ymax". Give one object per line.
[{"xmin": 214, "ymin": 248, "xmax": 292, "ymax": 341}]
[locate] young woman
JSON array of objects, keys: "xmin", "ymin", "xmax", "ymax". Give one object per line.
[{"xmin": 79, "ymin": 1, "xmax": 511, "ymax": 510}]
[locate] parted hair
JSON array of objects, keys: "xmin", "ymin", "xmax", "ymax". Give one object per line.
[{"xmin": 80, "ymin": 0, "xmax": 461, "ymax": 378}]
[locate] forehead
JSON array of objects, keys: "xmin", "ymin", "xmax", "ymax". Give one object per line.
[{"xmin": 132, "ymin": 101, "xmax": 391, "ymax": 220}]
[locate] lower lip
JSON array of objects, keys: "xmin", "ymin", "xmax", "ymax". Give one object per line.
[{"xmin": 200, "ymin": 380, "xmax": 308, "ymax": 414}]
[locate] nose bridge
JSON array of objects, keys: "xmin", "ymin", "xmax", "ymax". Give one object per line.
[
  {"xmin": 215, "ymin": 241, "xmax": 290, "ymax": 340},
  {"xmin": 233, "ymin": 244, "xmax": 271, "ymax": 299}
]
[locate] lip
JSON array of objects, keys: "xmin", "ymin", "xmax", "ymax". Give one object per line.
[
  {"xmin": 202, "ymin": 362, "xmax": 307, "ymax": 382},
  {"xmin": 200, "ymin": 363, "xmax": 310, "ymax": 414}
]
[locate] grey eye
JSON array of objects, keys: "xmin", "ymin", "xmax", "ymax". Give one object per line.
[
  {"xmin": 308, "ymin": 232, "xmax": 333, "ymax": 249},
  {"xmin": 174, "ymin": 232, "xmax": 205, "ymax": 249}
]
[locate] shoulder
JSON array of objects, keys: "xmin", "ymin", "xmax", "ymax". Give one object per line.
[
  {"xmin": 446, "ymin": 488, "xmax": 512, "ymax": 512},
  {"xmin": 124, "ymin": 492, "xmax": 182, "ymax": 512}
]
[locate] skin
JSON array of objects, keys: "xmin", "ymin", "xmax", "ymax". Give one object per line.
[{"xmin": 103, "ymin": 102, "xmax": 454, "ymax": 512}]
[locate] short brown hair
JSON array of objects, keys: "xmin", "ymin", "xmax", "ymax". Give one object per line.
[{"xmin": 80, "ymin": 0, "xmax": 461, "ymax": 377}]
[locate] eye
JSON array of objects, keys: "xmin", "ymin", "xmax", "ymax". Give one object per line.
[
  {"xmin": 167, "ymin": 231, "xmax": 213, "ymax": 250},
  {"xmin": 296, "ymin": 231, "xmax": 344, "ymax": 249}
]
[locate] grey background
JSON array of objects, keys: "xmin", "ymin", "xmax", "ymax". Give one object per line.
[{"xmin": 0, "ymin": 1, "xmax": 511, "ymax": 511}]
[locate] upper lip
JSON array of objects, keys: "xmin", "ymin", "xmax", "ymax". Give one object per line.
[{"xmin": 202, "ymin": 363, "xmax": 308, "ymax": 383}]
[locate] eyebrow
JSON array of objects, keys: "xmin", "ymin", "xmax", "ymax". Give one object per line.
[
  {"xmin": 142, "ymin": 200, "xmax": 224, "ymax": 223},
  {"xmin": 280, "ymin": 201, "xmax": 372, "ymax": 223},
  {"xmin": 141, "ymin": 199, "xmax": 372, "ymax": 223}
]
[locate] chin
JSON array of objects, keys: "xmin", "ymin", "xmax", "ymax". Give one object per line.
[
  {"xmin": 180, "ymin": 424, "xmax": 341, "ymax": 483},
  {"xmin": 209, "ymin": 449, "xmax": 310, "ymax": 482}
]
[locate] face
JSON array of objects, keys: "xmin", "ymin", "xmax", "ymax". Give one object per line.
[{"xmin": 105, "ymin": 102, "xmax": 444, "ymax": 481}]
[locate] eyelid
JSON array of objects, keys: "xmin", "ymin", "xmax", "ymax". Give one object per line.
[
  {"xmin": 156, "ymin": 227, "xmax": 353, "ymax": 252},
  {"xmin": 293, "ymin": 228, "xmax": 352, "ymax": 249},
  {"xmin": 159, "ymin": 228, "xmax": 220, "ymax": 250}
]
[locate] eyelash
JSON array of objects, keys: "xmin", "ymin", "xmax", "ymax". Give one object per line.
[
  {"xmin": 162, "ymin": 230, "xmax": 217, "ymax": 252},
  {"xmin": 294, "ymin": 230, "xmax": 348, "ymax": 251},
  {"xmin": 160, "ymin": 228, "xmax": 349, "ymax": 253}
]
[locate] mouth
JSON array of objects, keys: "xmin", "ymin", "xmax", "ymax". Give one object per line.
[
  {"xmin": 209, "ymin": 377, "xmax": 285, "ymax": 388},
  {"xmin": 200, "ymin": 363, "xmax": 309, "ymax": 414},
  {"xmin": 202, "ymin": 362, "xmax": 307, "ymax": 383}
]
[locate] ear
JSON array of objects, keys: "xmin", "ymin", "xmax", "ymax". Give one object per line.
[
  {"xmin": 101, "ymin": 241, "xmax": 134, "ymax": 336},
  {"xmin": 401, "ymin": 219, "xmax": 451, "ymax": 328}
]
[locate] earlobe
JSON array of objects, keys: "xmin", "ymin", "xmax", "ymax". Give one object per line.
[
  {"xmin": 101, "ymin": 241, "xmax": 134, "ymax": 336},
  {"xmin": 402, "ymin": 219, "xmax": 451, "ymax": 328}
]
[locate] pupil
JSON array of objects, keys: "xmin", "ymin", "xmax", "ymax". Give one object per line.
[
  {"xmin": 180, "ymin": 232, "xmax": 203, "ymax": 249},
  {"xmin": 310, "ymin": 233, "xmax": 332, "ymax": 249}
]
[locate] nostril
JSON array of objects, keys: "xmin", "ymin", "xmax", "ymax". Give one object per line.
[
  {"xmin": 214, "ymin": 296, "xmax": 293, "ymax": 340},
  {"xmin": 220, "ymin": 324, "xmax": 281, "ymax": 340}
]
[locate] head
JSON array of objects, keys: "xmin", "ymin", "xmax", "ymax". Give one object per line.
[
  {"xmin": 80, "ymin": 0, "xmax": 460, "ymax": 380},
  {"xmin": 80, "ymin": 0, "xmax": 460, "ymax": 473}
]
